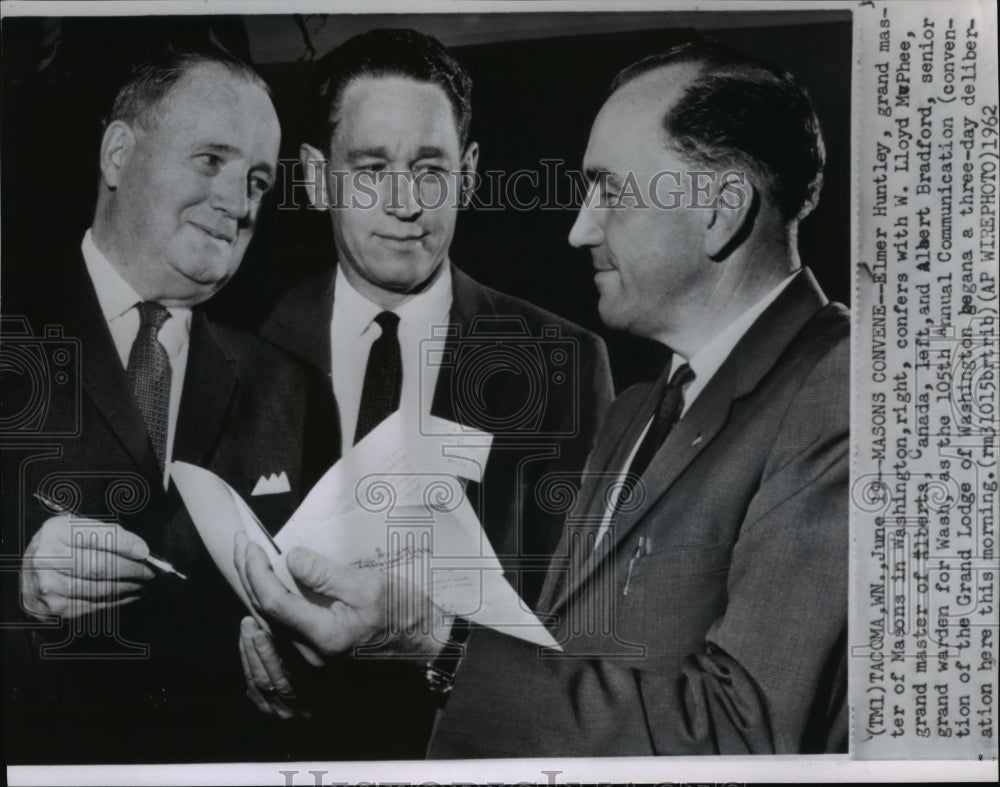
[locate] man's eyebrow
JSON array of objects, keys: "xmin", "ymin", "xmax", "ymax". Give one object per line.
[
  {"xmin": 344, "ymin": 146, "xmax": 447, "ymax": 162},
  {"xmin": 200, "ymin": 142, "xmax": 242, "ymax": 157},
  {"xmin": 199, "ymin": 142, "xmax": 275, "ymax": 177},
  {"xmin": 415, "ymin": 146, "xmax": 446, "ymax": 159},
  {"xmin": 345, "ymin": 147, "xmax": 390, "ymax": 161},
  {"xmin": 253, "ymin": 161, "xmax": 276, "ymax": 178}
]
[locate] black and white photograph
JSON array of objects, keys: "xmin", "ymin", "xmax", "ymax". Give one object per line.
[{"xmin": 0, "ymin": 1, "xmax": 995, "ymax": 784}]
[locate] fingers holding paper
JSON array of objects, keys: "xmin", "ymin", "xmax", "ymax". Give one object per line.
[{"xmin": 234, "ymin": 531, "xmax": 447, "ymax": 661}]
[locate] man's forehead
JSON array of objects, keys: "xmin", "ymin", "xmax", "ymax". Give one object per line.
[
  {"xmin": 143, "ymin": 65, "xmax": 278, "ymax": 153},
  {"xmin": 338, "ymin": 73, "xmax": 451, "ymax": 109},
  {"xmin": 154, "ymin": 64, "xmax": 272, "ymax": 123},
  {"xmin": 165, "ymin": 64, "xmax": 239, "ymax": 103},
  {"xmin": 331, "ymin": 74, "xmax": 460, "ymax": 145},
  {"xmin": 584, "ymin": 63, "xmax": 697, "ymax": 165},
  {"xmin": 605, "ymin": 63, "xmax": 697, "ymax": 121}
]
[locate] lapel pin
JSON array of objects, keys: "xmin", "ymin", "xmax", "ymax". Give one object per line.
[{"xmin": 692, "ymin": 435, "xmax": 703, "ymax": 446}]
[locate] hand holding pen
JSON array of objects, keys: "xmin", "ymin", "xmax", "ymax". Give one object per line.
[{"xmin": 19, "ymin": 492, "xmax": 186, "ymax": 621}]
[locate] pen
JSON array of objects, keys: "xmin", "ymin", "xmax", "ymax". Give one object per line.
[{"xmin": 32, "ymin": 491, "xmax": 188, "ymax": 580}]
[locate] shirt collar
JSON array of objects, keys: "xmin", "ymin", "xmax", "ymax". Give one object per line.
[
  {"xmin": 81, "ymin": 229, "xmax": 143, "ymax": 322},
  {"xmin": 81, "ymin": 228, "xmax": 193, "ymax": 331},
  {"xmin": 671, "ymin": 272, "xmax": 798, "ymax": 397},
  {"xmin": 395, "ymin": 262, "xmax": 452, "ymax": 329},
  {"xmin": 333, "ymin": 262, "xmax": 453, "ymax": 335}
]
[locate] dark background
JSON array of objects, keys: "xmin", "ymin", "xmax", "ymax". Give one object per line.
[{"xmin": 1, "ymin": 11, "xmax": 851, "ymax": 391}]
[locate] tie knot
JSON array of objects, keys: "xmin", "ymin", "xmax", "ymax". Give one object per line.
[
  {"xmin": 374, "ymin": 310, "xmax": 400, "ymax": 336},
  {"xmin": 136, "ymin": 301, "xmax": 170, "ymax": 330},
  {"xmin": 669, "ymin": 362, "xmax": 695, "ymax": 389}
]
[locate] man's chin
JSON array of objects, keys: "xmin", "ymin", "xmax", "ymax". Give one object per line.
[
  {"xmin": 376, "ymin": 260, "xmax": 444, "ymax": 293},
  {"xmin": 165, "ymin": 258, "xmax": 235, "ymax": 304},
  {"xmin": 597, "ymin": 301, "xmax": 629, "ymax": 333}
]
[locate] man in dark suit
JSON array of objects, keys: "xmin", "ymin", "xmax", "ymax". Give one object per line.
[
  {"xmin": 243, "ymin": 28, "xmax": 612, "ymax": 758},
  {"xmin": 262, "ymin": 28, "xmax": 613, "ymax": 599},
  {"xmin": 0, "ymin": 49, "xmax": 337, "ymax": 763},
  {"xmin": 427, "ymin": 40, "xmax": 849, "ymax": 756},
  {"xmin": 238, "ymin": 40, "xmax": 846, "ymax": 756}
]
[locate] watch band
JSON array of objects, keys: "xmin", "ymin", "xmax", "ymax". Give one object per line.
[{"xmin": 423, "ymin": 619, "xmax": 471, "ymax": 695}]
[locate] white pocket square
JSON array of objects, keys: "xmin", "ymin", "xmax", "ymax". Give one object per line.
[{"xmin": 251, "ymin": 471, "xmax": 290, "ymax": 496}]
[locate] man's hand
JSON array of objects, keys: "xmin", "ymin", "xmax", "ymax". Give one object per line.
[
  {"xmin": 21, "ymin": 515, "xmax": 155, "ymax": 619},
  {"xmin": 233, "ymin": 532, "xmax": 449, "ymax": 662},
  {"xmin": 238, "ymin": 616, "xmax": 311, "ymax": 720}
]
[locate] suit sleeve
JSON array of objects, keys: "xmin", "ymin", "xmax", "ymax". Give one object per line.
[{"xmin": 429, "ymin": 338, "xmax": 848, "ymax": 757}]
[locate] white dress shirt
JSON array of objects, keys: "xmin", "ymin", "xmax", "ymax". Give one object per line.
[
  {"xmin": 595, "ymin": 272, "xmax": 798, "ymax": 544},
  {"xmin": 81, "ymin": 230, "xmax": 191, "ymax": 487},
  {"xmin": 329, "ymin": 263, "xmax": 453, "ymax": 453}
]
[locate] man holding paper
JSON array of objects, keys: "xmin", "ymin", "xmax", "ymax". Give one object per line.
[
  {"xmin": 238, "ymin": 39, "xmax": 848, "ymax": 757},
  {"xmin": 1, "ymin": 48, "xmax": 337, "ymax": 763},
  {"xmin": 262, "ymin": 28, "xmax": 614, "ymax": 606},
  {"xmin": 249, "ymin": 29, "xmax": 614, "ymax": 757}
]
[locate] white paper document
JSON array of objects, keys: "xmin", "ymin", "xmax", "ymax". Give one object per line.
[
  {"xmin": 168, "ymin": 460, "xmax": 325, "ymax": 664},
  {"xmin": 169, "ymin": 410, "xmax": 560, "ymax": 651}
]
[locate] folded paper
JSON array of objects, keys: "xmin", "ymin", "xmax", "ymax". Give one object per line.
[{"xmin": 170, "ymin": 409, "xmax": 560, "ymax": 654}]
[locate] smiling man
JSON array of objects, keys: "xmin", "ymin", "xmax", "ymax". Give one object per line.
[
  {"xmin": 254, "ymin": 28, "xmax": 613, "ymax": 758},
  {"xmin": 1, "ymin": 48, "xmax": 337, "ymax": 763},
  {"xmin": 426, "ymin": 39, "xmax": 850, "ymax": 756}
]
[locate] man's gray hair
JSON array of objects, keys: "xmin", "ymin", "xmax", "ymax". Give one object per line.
[{"xmin": 105, "ymin": 47, "xmax": 271, "ymax": 131}]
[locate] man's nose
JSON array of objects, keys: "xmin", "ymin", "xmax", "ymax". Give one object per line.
[
  {"xmin": 568, "ymin": 198, "xmax": 604, "ymax": 248},
  {"xmin": 383, "ymin": 172, "xmax": 423, "ymax": 220},
  {"xmin": 211, "ymin": 170, "xmax": 250, "ymax": 220}
]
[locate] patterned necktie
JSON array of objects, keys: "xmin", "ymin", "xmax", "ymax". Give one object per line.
[
  {"xmin": 615, "ymin": 363, "xmax": 695, "ymax": 512},
  {"xmin": 127, "ymin": 301, "xmax": 172, "ymax": 472},
  {"xmin": 354, "ymin": 311, "xmax": 402, "ymax": 445}
]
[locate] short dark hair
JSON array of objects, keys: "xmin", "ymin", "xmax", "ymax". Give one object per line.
[
  {"xmin": 105, "ymin": 47, "xmax": 271, "ymax": 131},
  {"xmin": 610, "ymin": 41, "xmax": 826, "ymax": 222},
  {"xmin": 306, "ymin": 28, "xmax": 473, "ymax": 152}
]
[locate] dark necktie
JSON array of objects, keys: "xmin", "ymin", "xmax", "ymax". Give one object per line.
[
  {"xmin": 615, "ymin": 363, "xmax": 695, "ymax": 512},
  {"xmin": 354, "ymin": 311, "xmax": 402, "ymax": 444},
  {"xmin": 127, "ymin": 301, "xmax": 172, "ymax": 472}
]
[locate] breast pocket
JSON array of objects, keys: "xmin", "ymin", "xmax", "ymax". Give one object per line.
[{"xmin": 625, "ymin": 542, "xmax": 733, "ymax": 660}]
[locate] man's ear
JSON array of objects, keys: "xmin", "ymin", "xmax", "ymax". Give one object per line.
[
  {"xmin": 459, "ymin": 141, "xmax": 479, "ymax": 207},
  {"xmin": 299, "ymin": 143, "xmax": 329, "ymax": 210},
  {"xmin": 704, "ymin": 171, "xmax": 756, "ymax": 260},
  {"xmin": 99, "ymin": 121, "xmax": 135, "ymax": 189}
]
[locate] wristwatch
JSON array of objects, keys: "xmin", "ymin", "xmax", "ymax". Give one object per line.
[{"xmin": 423, "ymin": 619, "xmax": 471, "ymax": 696}]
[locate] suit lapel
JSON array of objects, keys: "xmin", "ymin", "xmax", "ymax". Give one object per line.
[
  {"xmin": 605, "ymin": 365, "xmax": 737, "ymax": 552},
  {"xmin": 430, "ymin": 267, "xmax": 522, "ymax": 427},
  {"xmin": 536, "ymin": 375, "xmax": 663, "ymax": 612},
  {"xmin": 61, "ymin": 254, "xmax": 161, "ymax": 479},
  {"xmin": 269, "ymin": 271, "xmax": 336, "ymax": 376},
  {"xmin": 547, "ymin": 269, "xmax": 828, "ymax": 612},
  {"xmin": 431, "ymin": 266, "xmax": 476, "ymax": 424},
  {"xmin": 172, "ymin": 312, "xmax": 236, "ymax": 468}
]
